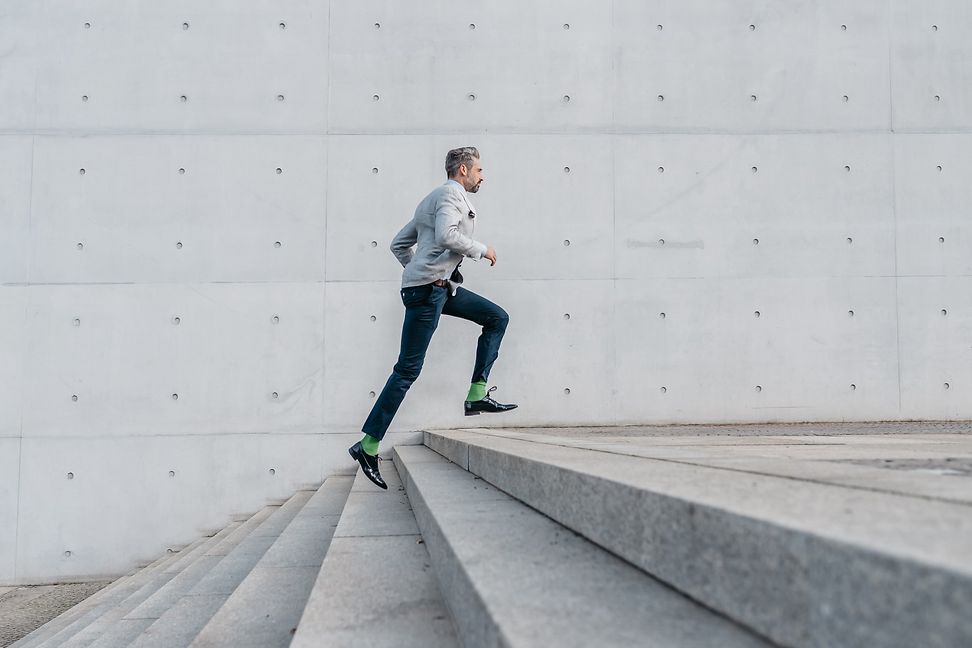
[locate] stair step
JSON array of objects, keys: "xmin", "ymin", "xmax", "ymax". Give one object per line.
[
  {"xmin": 394, "ymin": 444, "xmax": 768, "ymax": 648},
  {"xmin": 87, "ymin": 508, "xmax": 274, "ymax": 648},
  {"xmin": 189, "ymin": 476, "xmax": 353, "ymax": 648},
  {"xmin": 291, "ymin": 462, "xmax": 458, "ymax": 648},
  {"xmin": 424, "ymin": 429, "xmax": 972, "ymax": 648},
  {"xmin": 57, "ymin": 524, "xmax": 243, "ymax": 648},
  {"xmin": 10, "ymin": 549, "xmax": 186, "ymax": 648},
  {"xmin": 128, "ymin": 491, "xmax": 313, "ymax": 648},
  {"xmin": 29, "ymin": 537, "xmax": 213, "ymax": 648}
]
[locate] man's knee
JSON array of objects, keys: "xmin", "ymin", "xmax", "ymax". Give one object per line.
[
  {"xmin": 393, "ymin": 361, "xmax": 423, "ymax": 383},
  {"xmin": 492, "ymin": 309, "xmax": 509, "ymax": 332}
]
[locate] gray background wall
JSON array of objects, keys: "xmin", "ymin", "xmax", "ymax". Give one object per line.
[{"xmin": 2, "ymin": 0, "xmax": 970, "ymax": 584}]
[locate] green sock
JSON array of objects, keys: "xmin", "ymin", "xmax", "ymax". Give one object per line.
[
  {"xmin": 360, "ymin": 434, "xmax": 380, "ymax": 456},
  {"xmin": 466, "ymin": 380, "xmax": 487, "ymax": 402}
]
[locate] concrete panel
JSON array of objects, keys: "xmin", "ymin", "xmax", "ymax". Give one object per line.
[
  {"xmin": 13, "ymin": 433, "xmax": 324, "ymax": 583},
  {"xmin": 614, "ymin": 1, "xmax": 890, "ymax": 132},
  {"xmin": 0, "ymin": 287, "xmax": 27, "ymax": 438},
  {"xmin": 328, "ymin": 1, "xmax": 613, "ymax": 133},
  {"xmin": 326, "ymin": 134, "xmax": 614, "ymax": 282},
  {"xmin": 30, "ymin": 1, "xmax": 328, "ymax": 132},
  {"xmin": 615, "ymin": 134, "xmax": 895, "ymax": 280},
  {"xmin": 0, "ymin": 138, "xmax": 33, "ymax": 285},
  {"xmin": 894, "ymin": 134, "xmax": 972, "ymax": 276},
  {"xmin": 898, "ymin": 277, "xmax": 972, "ymax": 420},
  {"xmin": 325, "ymin": 279, "xmax": 616, "ymax": 430},
  {"xmin": 29, "ymin": 136, "xmax": 326, "ymax": 284},
  {"xmin": 0, "ymin": 439, "xmax": 20, "ymax": 583},
  {"xmin": 891, "ymin": 3, "xmax": 972, "ymax": 131},
  {"xmin": 21, "ymin": 283, "xmax": 323, "ymax": 437},
  {"xmin": 615, "ymin": 277, "xmax": 900, "ymax": 424}
]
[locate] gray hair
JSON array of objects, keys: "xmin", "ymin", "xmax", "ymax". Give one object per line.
[{"xmin": 445, "ymin": 147, "xmax": 480, "ymax": 178}]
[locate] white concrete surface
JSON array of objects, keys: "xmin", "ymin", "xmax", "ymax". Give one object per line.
[{"xmin": 3, "ymin": 1, "xmax": 972, "ymax": 583}]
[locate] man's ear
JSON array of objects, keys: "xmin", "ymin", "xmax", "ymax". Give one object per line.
[{"xmin": 459, "ymin": 163, "xmax": 467, "ymax": 177}]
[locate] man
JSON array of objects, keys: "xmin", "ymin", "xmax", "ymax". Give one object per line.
[{"xmin": 348, "ymin": 147, "xmax": 517, "ymax": 489}]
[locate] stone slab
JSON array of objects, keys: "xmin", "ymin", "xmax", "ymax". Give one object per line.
[
  {"xmin": 292, "ymin": 465, "xmax": 458, "ymax": 648},
  {"xmin": 396, "ymin": 444, "xmax": 769, "ymax": 648},
  {"xmin": 426, "ymin": 429, "xmax": 972, "ymax": 648},
  {"xmin": 189, "ymin": 477, "xmax": 352, "ymax": 648}
]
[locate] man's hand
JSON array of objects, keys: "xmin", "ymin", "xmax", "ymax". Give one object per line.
[{"xmin": 484, "ymin": 246, "xmax": 497, "ymax": 266}]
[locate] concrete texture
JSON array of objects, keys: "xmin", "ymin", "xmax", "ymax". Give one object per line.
[
  {"xmin": 127, "ymin": 494, "xmax": 308, "ymax": 648},
  {"xmin": 292, "ymin": 465, "xmax": 458, "ymax": 648},
  {"xmin": 424, "ymin": 426, "xmax": 972, "ymax": 648},
  {"xmin": 189, "ymin": 476, "xmax": 352, "ymax": 648},
  {"xmin": 4, "ymin": 0, "xmax": 972, "ymax": 585},
  {"xmin": 395, "ymin": 444, "xmax": 770, "ymax": 648}
]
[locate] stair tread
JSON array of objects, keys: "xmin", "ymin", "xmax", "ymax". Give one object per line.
[
  {"xmin": 396, "ymin": 444, "xmax": 770, "ymax": 648},
  {"xmin": 188, "ymin": 477, "xmax": 353, "ymax": 648},
  {"xmin": 291, "ymin": 464, "xmax": 458, "ymax": 648}
]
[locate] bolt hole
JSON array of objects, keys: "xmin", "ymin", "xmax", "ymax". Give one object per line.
[
  {"xmin": 169, "ymin": 470, "xmax": 176, "ymax": 477},
  {"xmin": 657, "ymin": 166, "xmax": 664, "ymax": 173},
  {"xmin": 939, "ymin": 236, "xmax": 945, "ymax": 243},
  {"xmin": 563, "ymin": 239, "xmax": 571, "ymax": 247},
  {"xmin": 371, "ymin": 240, "xmax": 378, "ymax": 248},
  {"xmin": 72, "ymin": 318, "xmax": 81, "ymax": 327},
  {"xmin": 272, "ymin": 315, "xmax": 280, "ymax": 324},
  {"xmin": 749, "ymin": 24, "xmax": 756, "ymax": 31},
  {"xmin": 172, "ymin": 393, "xmax": 179, "ymax": 401},
  {"xmin": 272, "ymin": 392, "xmax": 279, "ymax": 399},
  {"xmin": 659, "ymin": 312, "xmax": 666, "ymax": 319},
  {"xmin": 841, "ymin": 24, "xmax": 847, "ymax": 31},
  {"xmin": 562, "ymin": 95, "xmax": 571, "ymax": 103},
  {"xmin": 656, "ymin": 24, "xmax": 663, "ymax": 31},
  {"xmin": 77, "ymin": 243, "xmax": 84, "ymax": 250},
  {"xmin": 945, "ymin": 383, "xmax": 951, "ymax": 390},
  {"xmin": 850, "ymin": 384, "xmax": 857, "ymax": 390},
  {"xmin": 750, "ymin": 94, "xmax": 758, "ymax": 102},
  {"xmin": 372, "ymin": 94, "xmax": 380, "ymax": 101},
  {"xmin": 564, "ymin": 388, "xmax": 571, "ymax": 395},
  {"xmin": 564, "ymin": 166, "xmax": 571, "ymax": 173},
  {"xmin": 369, "ymin": 391, "xmax": 376, "ymax": 398},
  {"xmin": 752, "ymin": 166, "xmax": 758, "ymax": 173},
  {"xmin": 375, "ymin": 23, "xmax": 381, "ymax": 30},
  {"xmin": 754, "ymin": 311, "xmax": 761, "ymax": 318},
  {"xmin": 657, "ymin": 94, "xmax": 665, "ymax": 102},
  {"xmin": 276, "ymin": 167, "xmax": 283, "ymax": 174},
  {"xmin": 84, "ymin": 22, "xmax": 91, "ymax": 29},
  {"xmin": 372, "ymin": 167, "xmax": 379, "ymax": 174},
  {"xmin": 370, "ymin": 315, "xmax": 377, "ymax": 322},
  {"xmin": 82, "ymin": 95, "xmax": 88, "ymax": 102},
  {"xmin": 755, "ymin": 385, "xmax": 762, "ymax": 392},
  {"xmin": 849, "ymin": 310, "xmax": 855, "ymax": 317},
  {"xmin": 183, "ymin": 22, "xmax": 190, "ymax": 30},
  {"xmin": 847, "ymin": 237, "xmax": 853, "ymax": 244},
  {"xmin": 274, "ymin": 241, "xmax": 282, "ymax": 248},
  {"xmin": 468, "ymin": 93, "xmax": 477, "ymax": 101},
  {"xmin": 67, "ymin": 472, "xmax": 74, "ymax": 480},
  {"xmin": 64, "ymin": 551, "xmax": 72, "ymax": 558},
  {"xmin": 932, "ymin": 25, "xmax": 939, "ymax": 31},
  {"xmin": 469, "ymin": 23, "xmax": 476, "ymax": 30},
  {"xmin": 753, "ymin": 238, "xmax": 759, "ymax": 245},
  {"xmin": 72, "ymin": 395, "xmax": 78, "ymax": 402},
  {"xmin": 173, "ymin": 316, "xmax": 181, "ymax": 325},
  {"xmin": 563, "ymin": 23, "xmax": 570, "ymax": 30},
  {"xmin": 79, "ymin": 168, "xmax": 86, "ymax": 175},
  {"xmin": 842, "ymin": 95, "xmax": 849, "ymax": 102},
  {"xmin": 660, "ymin": 386, "xmax": 667, "ymax": 394},
  {"xmin": 178, "ymin": 168, "xmax": 186, "ymax": 175},
  {"xmin": 658, "ymin": 239, "xmax": 665, "ymax": 245},
  {"xmin": 563, "ymin": 313, "xmax": 570, "ymax": 320},
  {"xmin": 276, "ymin": 94, "xmax": 285, "ymax": 102},
  {"xmin": 180, "ymin": 95, "xmax": 188, "ymax": 102},
  {"xmin": 269, "ymin": 468, "xmax": 276, "ymax": 475},
  {"xmin": 942, "ymin": 309, "xmax": 948, "ymax": 316},
  {"xmin": 937, "ymin": 165, "xmax": 943, "ymax": 172},
  {"xmin": 279, "ymin": 22, "xmax": 286, "ymax": 30},
  {"xmin": 934, "ymin": 95, "xmax": 941, "ymax": 102},
  {"xmin": 176, "ymin": 241, "xmax": 183, "ymax": 249}
]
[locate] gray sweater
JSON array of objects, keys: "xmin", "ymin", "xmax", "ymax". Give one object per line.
[{"xmin": 390, "ymin": 180, "xmax": 488, "ymax": 295}]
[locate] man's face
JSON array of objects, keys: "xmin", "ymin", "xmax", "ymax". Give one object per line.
[{"xmin": 461, "ymin": 158, "xmax": 484, "ymax": 193}]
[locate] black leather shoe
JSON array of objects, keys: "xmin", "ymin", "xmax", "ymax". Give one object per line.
[
  {"xmin": 464, "ymin": 386, "xmax": 518, "ymax": 416},
  {"xmin": 348, "ymin": 441, "xmax": 387, "ymax": 489}
]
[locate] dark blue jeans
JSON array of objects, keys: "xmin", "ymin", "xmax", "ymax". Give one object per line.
[{"xmin": 362, "ymin": 283, "xmax": 509, "ymax": 440}]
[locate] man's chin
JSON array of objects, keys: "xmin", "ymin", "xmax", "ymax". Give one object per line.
[{"xmin": 468, "ymin": 184, "xmax": 481, "ymax": 193}]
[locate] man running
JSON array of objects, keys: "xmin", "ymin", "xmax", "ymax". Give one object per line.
[{"xmin": 348, "ymin": 147, "xmax": 517, "ymax": 489}]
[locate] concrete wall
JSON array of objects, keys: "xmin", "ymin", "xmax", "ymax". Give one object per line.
[{"xmin": 1, "ymin": 0, "xmax": 970, "ymax": 583}]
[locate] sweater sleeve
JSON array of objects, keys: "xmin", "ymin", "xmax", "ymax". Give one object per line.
[
  {"xmin": 434, "ymin": 190, "xmax": 488, "ymax": 259},
  {"xmin": 389, "ymin": 219, "xmax": 418, "ymax": 267}
]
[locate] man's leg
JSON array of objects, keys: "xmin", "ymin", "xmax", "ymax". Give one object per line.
[
  {"xmin": 352, "ymin": 284, "xmax": 448, "ymax": 488},
  {"xmin": 441, "ymin": 287, "xmax": 517, "ymax": 415}
]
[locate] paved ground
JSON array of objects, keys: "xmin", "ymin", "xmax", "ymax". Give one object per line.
[{"xmin": 0, "ymin": 581, "xmax": 111, "ymax": 647}]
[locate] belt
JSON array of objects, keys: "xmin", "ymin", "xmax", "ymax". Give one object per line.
[{"xmin": 432, "ymin": 279, "xmax": 448, "ymax": 287}]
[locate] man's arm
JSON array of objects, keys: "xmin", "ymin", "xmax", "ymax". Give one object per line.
[
  {"xmin": 389, "ymin": 219, "xmax": 418, "ymax": 267},
  {"xmin": 434, "ymin": 190, "xmax": 488, "ymax": 259}
]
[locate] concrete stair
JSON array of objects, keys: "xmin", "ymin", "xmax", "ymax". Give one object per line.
[
  {"xmin": 422, "ymin": 428, "xmax": 972, "ymax": 648},
  {"xmin": 14, "ymin": 426, "xmax": 970, "ymax": 648}
]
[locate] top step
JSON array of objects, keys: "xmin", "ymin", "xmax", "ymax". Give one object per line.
[{"xmin": 424, "ymin": 427, "xmax": 972, "ymax": 648}]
